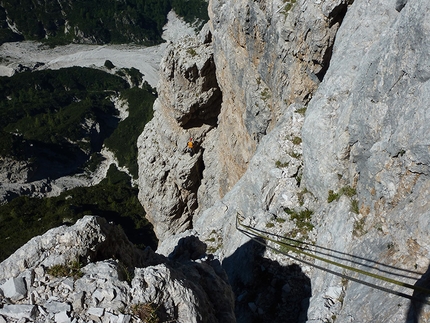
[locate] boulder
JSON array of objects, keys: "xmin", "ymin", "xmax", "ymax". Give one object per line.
[
  {"xmin": 44, "ymin": 301, "xmax": 71, "ymax": 314},
  {"xmin": 0, "ymin": 304, "xmax": 37, "ymax": 320},
  {"xmin": 55, "ymin": 310, "xmax": 71, "ymax": 323},
  {"xmin": 1, "ymin": 277, "xmax": 27, "ymax": 301}
]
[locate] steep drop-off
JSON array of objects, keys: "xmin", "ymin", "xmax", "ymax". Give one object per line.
[{"xmin": 2, "ymin": 0, "xmax": 430, "ymax": 322}]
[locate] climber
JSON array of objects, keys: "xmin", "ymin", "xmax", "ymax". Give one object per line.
[{"xmin": 186, "ymin": 137, "xmax": 194, "ymax": 156}]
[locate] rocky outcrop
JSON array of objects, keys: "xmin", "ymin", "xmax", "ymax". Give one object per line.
[
  {"xmin": 190, "ymin": 104, "xmax": 314, "ymax": 323},
  {"xmin": 207, "ymin": 0, "xmax": 348, "ymax": 192},
  {"xmin": 0, "ymin": 216, "xmax": 235, "ymax": 323},
  {"xmin": 0, "ymin": 157, "xmax": 33, "ymax": 184},
  {"xmin": 137, "ymin": 26, "xmax": 222, "ymax": 242}
]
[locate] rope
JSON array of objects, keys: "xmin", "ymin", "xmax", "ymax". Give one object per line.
[{"xmin": 236, "ymin": 213, "xmax": 430, "ymax": 305}]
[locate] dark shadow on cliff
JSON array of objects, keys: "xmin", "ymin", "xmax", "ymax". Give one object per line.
[
  {"xmin": 236, "ymin": 217, "xmax": 430, "ymax": 307},
  {"xmin": 222, "ymin": 238, "xmax": 311, "ymax": 323},
  {"xmin": 236, "ymin": 215, "xmax": 424, "ymax": 280},
  {"xmin": 167, "ymin": 235, "xmax": 236, "ymax": 323},
  {"xmin": 405, "ymin": 264, "xmax": 430, "ymax": 323}
]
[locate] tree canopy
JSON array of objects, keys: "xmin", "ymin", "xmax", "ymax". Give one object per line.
[{"xmin": 0, "ymin": 0, "xmax": 209, "ymax": 45}]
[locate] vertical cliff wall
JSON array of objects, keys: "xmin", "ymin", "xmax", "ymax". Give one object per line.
[
  {"xmin": 138, "ymin": 0, "xmax": 345, "ymax": 241},
  {"xmin": 208, "ymin": 0, "xmax": 344, "ymax": 193},
  {"xmin": 302, "ymin": 0, "xmax": 430, "ymax": 321}
]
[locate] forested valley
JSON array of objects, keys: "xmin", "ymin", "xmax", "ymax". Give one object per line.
[
  {"xmin": 0, "ymin": 66, "xmax": 158, "ymax": 262},
  {"xmin": 0, "ymin": 0, "xmax": 209, "ymax": 45}
]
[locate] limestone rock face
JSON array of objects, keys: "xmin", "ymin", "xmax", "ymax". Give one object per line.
[
  {"xmin": 0, "ymin": 216, "xmax": 235, "ymax": 323},
  {"xmin": 207, "ymin": 0, "xmax": 347, "ymax": 191},
  {"xmin": 137, "ymin": 0, "xmax": 346, "ymax": 242},
  {"xmin": 302, "ymin": 0, "xmax": 430, "ymax": 321},
  {"xmin": 138, "ymin": 0, "xmax": 430, "ymax": 322},
  {"xmin": 137, "ymin": 27, "xmax": 221, "ymax": 242}
]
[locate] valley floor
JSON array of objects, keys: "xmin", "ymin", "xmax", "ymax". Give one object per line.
[{"xmin": 0, "ymin": 10, "xmax": 196, "ymax": 88}]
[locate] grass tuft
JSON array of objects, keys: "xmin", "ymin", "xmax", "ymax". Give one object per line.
[
  {"xmin": 131, "ymin": 303, "xmax": 160, "ymax": 323},
  {"xmin": 284, "ymin": 207, "xmax": 314, "ymax": 238},
  {"xmin": 47, "ymin": 259, "xmax": 83, "ymax": 280},
  {"xmin": 327, "ymin": 190, "xmax": 340, "ymax": 203}
]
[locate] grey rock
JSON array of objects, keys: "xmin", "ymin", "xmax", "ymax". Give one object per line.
[
  {"xmin": 137, "ymin": 29, "xmax": 221, "ymax": 242},
  {"xmin": 1, "ymin": 277, "xmax": 27, "ymax": 301},
  {"xmin": 117, "ymin": 314, "xmax": 131, "ymax": 323},
  {"xmin": 37, "ymin": 305, "xmax": 48, "ymax": 316},
  {"xmin": 72, "ymin": 291, "xmax": 85, "ymax": 312},
  {"xmin": 131, "ymin": 262, "xmax": 235, "ymax": 323},
  {"xmin": 61, "ymin": 278, "xmax": 74, "ymax": 291},
  {"xmin": 45, "ymin": 301, "xmax": 71, "ymax": 314},
  {"xmin": 87, "ymin": 307, "xmax": 105, "ymax": 320},
  {"xmin": 324, "ymin": 286, "xmax": 343, "ymax": 304},
  {"xmin": 55, "ymin": 310, "xmax": 71, "ymax": 323},
  {"xmin": 0, "ymin": 213, "xmax": 235, "ymax": 322},
  {"xmin": 34, "ymin": 266, "xmax": 45, "ymax": 278},
  {"xmin": 0, "ymin": 304, "xmax": 37, "ymax": 320},
  {"xmin": 137, "ymin": 0, "xmax": 345, "ymax": 253},
  {"xmin": 0, "ymin": 158, "xmax": 32, "ymax": 184},
  {"xmin": 144, "ymin": 1, "xmax": 430, "ymax": 322},
  {"xmin": 300, "ymin": 0, "xmax": 430, "ymax": 321},
  {"xmin": 0, "ymin": 216, "xmax": 148, "ymax": 280}
]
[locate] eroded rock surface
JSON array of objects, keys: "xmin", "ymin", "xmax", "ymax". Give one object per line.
[
  {"xmin": 137, "ymin": 0, "xmax": 345, "ymax": 243},
  {"xmin": 137, "ymin": 25, "xmax": 222, "ymax": 242},
  {"xmin": 0, "ymin": 216, "xmax": 235, "ymax": 323},
  {"xmin": 302, "ymin": 0, "xmax": 430, "ymax": 321}
]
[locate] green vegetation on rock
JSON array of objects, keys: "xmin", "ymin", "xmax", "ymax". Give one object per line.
[
  {"xmin": 284, "ymin": 207, "xmax": 314, "ymax": 239},
  {"xmin": 328, "ymin": 185, "xmax": 357, "ymax": 203},
  {"xmin": 131, "ymin": 303, "xmax": 161, "ymax": 323},
  {"xmin": 47, "ymin": 259, "xmax": 84, "ymax": 280}
]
